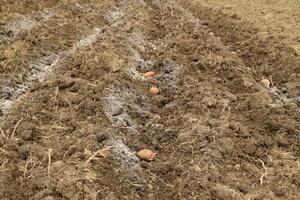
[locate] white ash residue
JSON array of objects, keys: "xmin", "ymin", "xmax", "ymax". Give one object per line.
[
  {"xmin": 76, "ymin": 28, "xmax": 103, "ymax": 49},
  {"xmin": 0, "ymin": 25, "xmax": 106, "ymax": 115},
  {"xmin": 104, "ymin": 8, "xmax": 125, "ymax": 24},
  {"xmin": 104, "ymin": 138, "xmax": 143, "ymax": 181},
  {"xmin": 0, "ymin": 54, "xmax": 60, "ymax": 113},
  {"xmin": 155, "ymin": 59, "xmax": 182, "ymax": 86},
  {"xmin": 39, "ymin": 9, "xmax": 56, "ymax": 20},
  {"xmin": 1, "ymin": 9, "xmax": 56, "ymax": 41},
  {"xmin": 5, "ymin": 16, "xmax": 37, "ymax": 37},
  {"xmin": 103, "ymin": 86, "xmax": 149, "ymax": 133}
]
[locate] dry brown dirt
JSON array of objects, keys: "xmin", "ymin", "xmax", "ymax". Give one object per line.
[{"xmin": 0, "ymin": 0, "xmax": 299, "ymax": 199}]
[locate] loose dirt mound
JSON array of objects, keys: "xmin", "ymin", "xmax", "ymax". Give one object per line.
[{"xmin": 0, "ymin": 0, "xmax": 299, "ymax": 199}]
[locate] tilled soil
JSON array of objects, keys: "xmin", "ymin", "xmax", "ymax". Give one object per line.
[{"xmin": 0, "ymin": 0, "xmax": 299, "ymax": 199}]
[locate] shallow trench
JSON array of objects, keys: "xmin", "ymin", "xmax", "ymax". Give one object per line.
[{"xmin": 0, "ymin": 0, "xmax": 299, "ymax": 199}]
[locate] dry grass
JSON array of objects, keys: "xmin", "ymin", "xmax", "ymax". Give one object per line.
[
  {"xmin": 288, "ymin": 0, "xmax": 300, "ymax": 4},
  {"xmin": 84, "ymin": 147, "xmax": 111, "ymax": 166}
]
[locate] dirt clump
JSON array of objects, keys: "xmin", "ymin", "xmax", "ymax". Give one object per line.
[{"xmin": 0, "ymin": 0, "xmax": 299, "ymax": 199}]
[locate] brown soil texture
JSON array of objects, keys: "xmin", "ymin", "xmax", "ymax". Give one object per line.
[{"xmin": 0, "ymin": 0, "xmax": 299, "ymax": 199}]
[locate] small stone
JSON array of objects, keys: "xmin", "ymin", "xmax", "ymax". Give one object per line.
[
  {"xmin": 260, "ymin": 79, "xmax": 271, "ymax": 88},
  {"xmin": 241, "ymin": 74, "xmax": 256, "ymax": 88},
  {"xmin": 52, "ymin": 161, "xmax": 64, "ymax": 169},
  {"xmin": 281, "ymin": 87, "xmax": 287, "ymax": 93},
  {"xmin": 234, "ymin": 164, "xmax": 240, "ymax": 170},
  {"xmin": 150, "ymin": 175, "xmax": 157, "ymax": 182},
  {"xmin": 147, "ymin": 193, "xmax": 155, "ymax": 200},
  {"xmin": 152, "ymin": 114, "xmax": 161, "ymax": 122},
  {"xmin": 193, "ymin": 165, "xmax": 202, "ymax": 173},
  {"xmin": 147, "ymin": 184, "xmax": 154, "ymax": 190},
  {"xmin": 111, "ymin": 65, "xmax": 121, "ymax": 73},
  {"xmin": 237, "ymin": 183, "xmax": 249, "ymax": 193},
  {"xmin": 58, "ymin": 77, "xmax": 75, "ymax": 89},
  {"xmin": 207, "ymin": 100, "xmax": 217, "ymax": 108}
]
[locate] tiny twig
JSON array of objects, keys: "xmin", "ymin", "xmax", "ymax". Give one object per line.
[
  {"xmin": 23, "ymin": 157, "xmax": 34, "ymax": 178},
  {"xmin": 0, "ymin": 148, "xmax": 8, "ymax": 155},
  {"xmin": 84, "ymin": 147, "xmax": 112, "ymax": 165},
  {"xmin": 269, "ymin": 76, "xmax": 274, "ymax": 87},
  {"xmin": 41, "ymin": 134, "xmax": 57, "ymax": 139},
  {"xmin": 11, "ymin": 118, "xmax": 24, "ymax": 138},
  {"xmin": 48, "ymin": 148, "xmax": 53, "ymax": 179},
  {"xmin": 259, "ymin": 159, "xmax": 268, "ymax": 185},
  {"xmin": 53, "ymin": 86, "xmax": 59, "ymax": 112},
  {"xmin": 84, "ymin": 191, "xmax": 100, "ymax": 200},
  {"xmin": 147, "ymin": 170, "xmax": 174, "ymax": 188},
  {"xmin": 87, "ymin": 83, "xmax": 97, "ymax": 87},
  {"xmin": 0, "ymin": 126, "xmax": 8, "ymax": 140},
  {"xmin": 0, "ymin": 159, "xmax": 8, "ymax": 168},
  {"xmin": 2, "ymin": 59, "xmax": 12, "ymax": 68}
]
